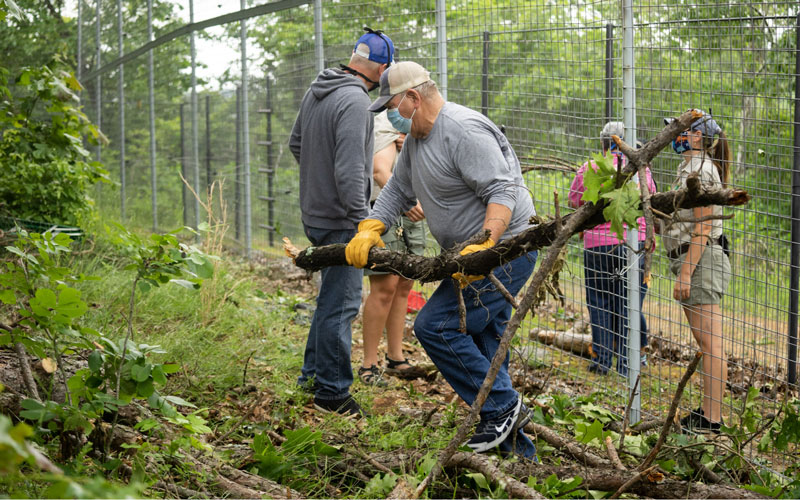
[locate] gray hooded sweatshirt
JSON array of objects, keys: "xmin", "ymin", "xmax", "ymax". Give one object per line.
[{"xmin": 290, "ymin": 68, "xmax": 374, "ymax": 230}]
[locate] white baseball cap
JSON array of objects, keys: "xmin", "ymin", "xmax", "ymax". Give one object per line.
[{"xmin": 368, "ymin": 61, "xmax": 431, "ymax": 113}]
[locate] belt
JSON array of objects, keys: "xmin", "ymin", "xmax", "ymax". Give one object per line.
[{"xmin": 667, "ymin": 237, "xmax": 720, "ymax": 260}]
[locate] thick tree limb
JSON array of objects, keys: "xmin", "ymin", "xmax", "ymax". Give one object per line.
[
  {"xmin": 364, "ymin": 449, "xmax": 768, "ymax": 499},
  {"xmin": 289, "ymin": 110, "xmax": 747, "ymax": 281},
  {"xmin": 289, "ymin": 180, "xmax": 748, "ymax": 280},
  {"xmin": 446, "ymin": 452, "xmax": 546, "ymax": 499},
  {"xmin": 498, "ymin": 463, "xmax": 769, "ymax": 499}
]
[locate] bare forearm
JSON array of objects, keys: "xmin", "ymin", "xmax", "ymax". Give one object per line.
[{"xmin": 483, "ymin": 203, "xmax": 512, "ymax": 243}]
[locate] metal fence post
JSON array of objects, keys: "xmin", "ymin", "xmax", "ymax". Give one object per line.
[
  {"xmin": 205, "ymin": 94, "xmax": 212, "ymax": 192},
  {"xmin": 148, "ymin": 0, "xmax": 158, "ymax": 232},
  {"xmin": 789, "ymin": 12, "xmax": 800, "ymax": 386},
  {"xmin": 190, "ymin": 0, "xmax": 200, "ymax": 232},
  {"xmin": 605, "ymin": 23, "xmax": 614, "ymax": 122},
  {"xmin": 314, "ymin": 0, "xmax": 324, "ymax": 72},
  {"xmin": 241, "ymin": 0, "xmax": 252, "ymax": 258},
  {"xmin": 235, "ymin": 85, "xmax": 241, "ymax": 242},
  {"xmin": 622, "ymin": 0, "xmax": 641, "ymax": 425},
  {"xmin": 266, "ymin": 77, "xmax": 274, "ymax": 247},
  {"xmin": 180, "ymin": 103, "xmax": 188, "ymax": 228},
  {"xmin": 436, "ymin": 0, "xmax": 447, "ymax": 100},
  {"xmin": 117, "ymin": 0, "xmax": 126, "ymax": 220},
  {"xmin": 95, "ymin": 0, "xmax": 101, "ymax": 165},
  {"xmin": 481, "ymin": 31, "xmax": 490, "ymax": 117},
  {"xmin": 77, "ymin": 0, "xmax": 82, "ymax": 83}
]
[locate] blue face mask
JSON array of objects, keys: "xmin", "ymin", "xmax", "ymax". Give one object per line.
[
  {"xmin": 386, "ymin": 94, "xmax": 415, "ymax": 134},
  {"xmin": 387, "ymin": 108, "xmax": 411, "ymax": 134},
  {"xmin": 672, "ymin": 134, "xmax": 691, "ymax": 154}
]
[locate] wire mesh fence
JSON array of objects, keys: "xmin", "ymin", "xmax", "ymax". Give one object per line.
[{"xmin": 79, "ymin": 0, "xmax": 799, "ymax": 471}]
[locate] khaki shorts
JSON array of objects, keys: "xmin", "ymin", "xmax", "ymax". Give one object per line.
[
  {"xmin": 669, "ymin": 244, "xmax": 731, "ymax": 305},
  {"xmin": 365, "ymin": 216, "xmax": 426, "ymax": 276}
]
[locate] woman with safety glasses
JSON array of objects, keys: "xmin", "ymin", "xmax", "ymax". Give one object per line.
[{"xmin": 663, "ymin": 109, "xmax": 732, "ymax": 433}]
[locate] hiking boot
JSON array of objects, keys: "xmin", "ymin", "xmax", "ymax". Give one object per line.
[
  {"xmin": 358, "ymin": 365, "xmax": 387, "ymax": 387},
  {"xmin": 680, "ymin": 407, "xmax": 721, "ymax": 434},
  {"xmin": 313, "ymin": 395, "xmax": 369, "ymax": 419},
  {"xmin": 385, "ymin": 355, "xmax": 428, "ymax": 379},
  {"xmin": 465, "ymin": 398, "xmax": 523, "ymax": 453}
]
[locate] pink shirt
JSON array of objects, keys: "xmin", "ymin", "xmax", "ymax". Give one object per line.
[{"xmin": 568, "ymin": 154, "xmax": 657, "ymax": 249}]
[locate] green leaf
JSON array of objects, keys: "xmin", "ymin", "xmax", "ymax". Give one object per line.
[
  {"xmin": 170, "ymin": 279, "xmax": 200, "ymax": 290},
  {"xmin": 161, "ymin": 363, "xmax": 181, "ymax": 374},
  {"xmin": 0, "ymin": 289, "xmax": 16, "ymax": 305},
  {"xmin": 130, "ymin": 363, "xmax": 151, "ymax": 382},
  {"xmin": 134, "ymin": 418, "xmax": 161, "ymax": 432},
  {"xmin": 34, "ymin": 287, "xmax": 57, "ymax": 309},
  {"xmin": 88, "ymin": 350, "xmax": 103, "ymax": 373},
  {"xmin": 466, "ymin": 472, "xmax": 491, "ymax": 491},
  {"xmin": 136, "ymin": 379, "xmax": 155, "ymax": 398},
  {"xmin": 20, "ymin": 398, "xmax": 44, "ymax": 411},
  {"xmin": 151, "ymin": 365, "xmax": 167, "ymax": 385},
  {"xmin": 601, "ymin": 181, "xmax": 643, "ymax": 241},
  {"xmin": 580, "ymin": 152, "xmax": 617, "ymax": 204},
  {"xmin": 575, "ymin": 419, "xmax": 605, "ymax": 445},
  {"xmin": 85, "ymin": 375, "xmax": 103, "ymax": 389},
  {"xmin": 163, "ymin": 395, "xmax": 196, "ymax": 408}
]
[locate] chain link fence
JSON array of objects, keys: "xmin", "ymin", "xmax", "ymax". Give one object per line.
[{"xmin": 79, "ymin": 0, "xmax": 799, "ymax": 470}]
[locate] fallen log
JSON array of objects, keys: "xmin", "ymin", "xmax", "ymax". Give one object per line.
[
  {"xmin": 532, "ymin": 327, "xmax": 593, "ymax": 357},
  {"xmin": 500, "ymin": 463, "xmax": 770, "ymax": 500},
  {"xmin": 354, "ymin": 448, "xmax": 768, "ymax": 499},
  {"xmin": 446, "ymin": 452, "xmax": 546, "ymax": 499}
]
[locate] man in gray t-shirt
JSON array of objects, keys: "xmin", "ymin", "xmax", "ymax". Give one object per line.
[{"xmin": 345, "ymin": 61, "xmax": 538, "ymax": 459}]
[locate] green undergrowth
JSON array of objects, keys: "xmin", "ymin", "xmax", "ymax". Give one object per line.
[{"xmin": 2, "ymin": 229, "xmax": 800, "ymax": 499}]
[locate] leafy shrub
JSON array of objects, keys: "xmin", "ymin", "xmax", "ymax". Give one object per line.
[{"xmin": 0, "ymin": 61, "xmax": 109, "ymax": 226}]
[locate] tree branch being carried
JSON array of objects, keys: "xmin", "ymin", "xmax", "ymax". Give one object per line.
[{"xmin": 289, "ymin": 110, "xmax": 748, "ymax": 281}]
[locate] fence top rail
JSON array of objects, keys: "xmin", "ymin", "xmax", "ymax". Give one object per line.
[
  {"xmin": 634, "ymin": 13, "xmax": 798, "ymax": 28},
  {"xmin": 82, "ymin": 0, "xmax": 311, "ymax": 83}
]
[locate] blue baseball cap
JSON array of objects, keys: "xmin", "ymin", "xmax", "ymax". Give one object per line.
[{"xmin": 354, "ymin": 27, "xmax": 394, "ymax": 65}]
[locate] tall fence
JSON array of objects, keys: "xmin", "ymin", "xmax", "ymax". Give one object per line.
[{"xmin": 78, "ymin": 0, "xmax": 799, "ymax": 470}]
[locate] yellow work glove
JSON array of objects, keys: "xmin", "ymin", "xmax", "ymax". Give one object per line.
[
  {"xmin": 452, "ymin": 238, "xmax": 495, "ymax": 288},
  {"xmin": 345, "ymin": 219, "xmax": 386, "ymax": 268}
]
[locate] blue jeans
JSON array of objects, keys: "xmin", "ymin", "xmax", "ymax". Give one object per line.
[
  {"xmin": 584, "ymin": 244, "xmax": 649, "ymax": 375},
  {"xmin": 298, "ymin": 225, "xmax": 363, "ymax": 400},
  {"xmin": 414, "ymin": 252, "xmax": 538, "ymax": 458}
]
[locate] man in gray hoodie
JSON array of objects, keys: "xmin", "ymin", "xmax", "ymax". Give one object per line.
[{"xmin": 289, "ymin": 28, "xmax": 394, "ymax": 418}]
